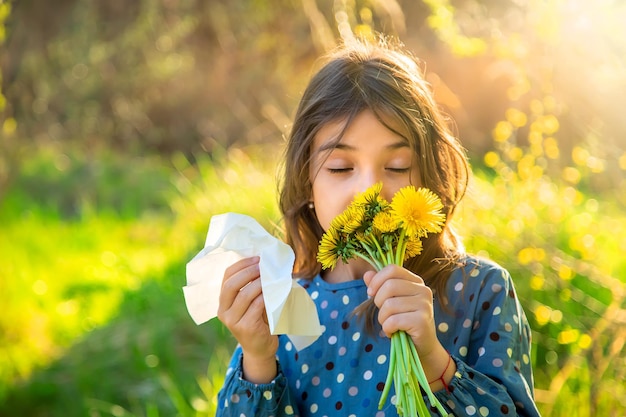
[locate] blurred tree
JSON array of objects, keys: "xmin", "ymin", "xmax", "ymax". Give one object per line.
[
  {"xmin": 401, "ymin": 0, "xmax": 626, "ymax": 197},
  {"xmin": 0, "ymin": 0, "xmax": 14, "ymax": 200},
  {"xmin": 1, "ymin": 0, "xmax": 625, "ymax": 199},
  {"xmin": 2, "ymin": 0, "xmax": 318, "ymax": 161}
]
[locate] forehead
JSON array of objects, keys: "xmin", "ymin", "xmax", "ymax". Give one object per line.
[{"xmin": 311, "ymin": 109, "xmax": 410, "ymax": 152}]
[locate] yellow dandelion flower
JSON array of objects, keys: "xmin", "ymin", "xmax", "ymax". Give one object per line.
[
  {"xmin": 390, "ymin": 186, "xmax": 446, "ymax": 237},
  {"xmin": 329, "ymin": 209, "xmax": 352, "ymax": 233},
  {"xmin": 352, "ymin": 182, "xmax": 383, "ymax": 208},
  {"xmin": 404, "ymin": 236, "xmax": 423, "ymax": 260},
  {"xmin": 317, "ymin": 227, "xmax": 341, "ymax": 270},
  {"xmin": 343, "ymin": 205, "xmax": 365, "ymax": 233},
  {"xmin": 372, "ymin": 210, "xmax": 399, "ymax": 234}
]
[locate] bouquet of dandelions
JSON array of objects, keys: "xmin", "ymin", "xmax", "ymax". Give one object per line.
[{"xmin": 317, "ymin": 182, "xmax": 449, "ymax": 417}]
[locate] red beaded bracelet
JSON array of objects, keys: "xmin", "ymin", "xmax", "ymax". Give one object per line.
[{"xmin": 428, "ymin": 353, "xmax": 452, "ymax": 392}]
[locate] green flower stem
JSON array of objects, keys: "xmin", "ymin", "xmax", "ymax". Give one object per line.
[
  {"xmin": 407, "ymin": 334, "xmax": 450, "ymax": 416},
  {"xmin": 378, "ymin": 333, "xmax": 396, "ymax": 409},
  {"xmin": 396, "ymin": 346, "xmax": 407, "ymax": 414},
  {"xmin": 400, "ymin": 331, "xmax": 430, "ymax": 416},
  {"xmin": 398, "ymin": 339, "xmax": 412, "ymax": 415},
  {"xmin": 364, "ymin": 236, "xmax": 392, "ymax": 269},
  {"xmin": 359, "ymin": 239, "xmax": 384, "ymax": 268},
  {"xmin": 394, "ymin": 229, "xmax": 407, "ymax": 265},
  {"xmin": 353, "ymin": 251, "xmax": 383, "ymax": 271},
  {"xmin": 378, "ymin": 330, "xmax": 449, "ymax": 416},
  {"xmin": 369, "ymin": 234, "xmax": 386, "ymax": 260}
]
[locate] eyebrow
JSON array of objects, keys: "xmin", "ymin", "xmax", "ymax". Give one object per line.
[{"xmin": 316, "ymin": 139, "xmax": 410, "ymax": 153}]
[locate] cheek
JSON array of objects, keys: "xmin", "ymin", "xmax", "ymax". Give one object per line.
[
  {"xmin": 311, "ymin": 188, "xmax": 335, "ymax": 230},
  {"xmin": 311, "ymin": 181, "xmax": 351, "ymax": 231},
  {"xmin": 314, "ymin": 208, "xmax": 332, "ymax": 232},
  {"xmin": 409, "ymin": 166, "xmax": 423, "ymax": 187}
]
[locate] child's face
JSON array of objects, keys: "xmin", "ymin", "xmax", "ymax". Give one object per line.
[{"xmin": 310, "ymin": 109, "xmax": 422, "ymax": 232}]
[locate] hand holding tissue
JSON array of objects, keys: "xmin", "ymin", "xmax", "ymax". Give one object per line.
[{"xmin": 183, "ymin": 213, "xmax": 322, "ymax": 351}]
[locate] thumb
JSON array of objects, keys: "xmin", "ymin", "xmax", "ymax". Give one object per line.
[{"xmin": 363, "ymin": 270, "xmax": 376, "ymax": 287}]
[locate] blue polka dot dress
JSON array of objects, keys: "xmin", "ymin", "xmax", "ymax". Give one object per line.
[{"xmin": 216, "ymin": 255, "xmax": 542, "ymax": 416}]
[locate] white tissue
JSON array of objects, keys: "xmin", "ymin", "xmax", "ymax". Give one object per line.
[{"xmin": 183, "ymin": 212, "xmax": 322, "ymax": 350}]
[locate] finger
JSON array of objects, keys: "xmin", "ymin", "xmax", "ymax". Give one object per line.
[
  {"xmin": 363, "ymin": 270, "xmax": 376, "ymax": 289},
  {"xmin": 368, "ymin": 270, "xmax": 427, "ymax": 312},
  {"xmin": 380, "ymin": 310, "xmax": 429, "ymax": 338},
  {"xmin": 374, "ymin": 278, "xmax": 431, "ymax": 308},
  {"xmin": 238, "ymin": 291, "xmax": 267, "ymax": 327},
  {"xmin": 377, "ymin": 292, "xmax": 429, "ymax": 324},
  {"xmin": 218, "ymin": 272, "xmax": 262, "ymax": 324},
  {"xmin": 232, "ymin": 292, "xmax": 271, "ymax": 341},
  {"xmin": 219, "ymin": 258, "xmax": 260, "ymax": 311},
  {"xmin": 223, "ymin": 256, "xmax": 260, "ymax": 285},
  {"xmin": 366, "ymin": 264, "xmax": 423, "ymax": 297}
]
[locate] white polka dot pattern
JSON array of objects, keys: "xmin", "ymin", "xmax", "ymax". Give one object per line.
[{"xmin": 216, "ymin": 256, "xmax": 540, "ymax": 417}]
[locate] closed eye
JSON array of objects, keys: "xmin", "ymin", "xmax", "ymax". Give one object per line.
[
  {"xmin": 386, "ymin": 167, "xmax": 411, "ymax": 173},
  {"xmin": 328, "ymin": 167, "xmax": 353, "ymax": 173}
]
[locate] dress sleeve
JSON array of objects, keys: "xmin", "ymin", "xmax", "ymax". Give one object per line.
[
  {"xmin": 216, "ymin": 346, "xmax": 298, "ymax": 417},
  {"xmin": 432, "ymin": 266, "xmax": 542, "ymax": 417}
]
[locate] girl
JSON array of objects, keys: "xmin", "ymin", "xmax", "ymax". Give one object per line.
[{"xmin": 216, "ymin": 38, "xmax": 541, "ymax": 416}]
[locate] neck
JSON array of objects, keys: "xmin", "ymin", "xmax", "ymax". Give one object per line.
[{"xmin": 321, "ymin": 259, "xmax": 375, "ymax": 283}]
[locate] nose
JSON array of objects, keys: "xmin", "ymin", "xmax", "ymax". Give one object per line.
[{"xmin": 355, "ymin": 169, "xmax": 384, "ymax": 196}]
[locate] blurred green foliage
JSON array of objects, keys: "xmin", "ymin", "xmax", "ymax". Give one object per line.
[
  {"xmin": 0, "ymin": 145, "xmax": 281, "ymax": 416},
  {"xmin": 1, "ymin": 0, "xmax": 625, "ymax": 416}
]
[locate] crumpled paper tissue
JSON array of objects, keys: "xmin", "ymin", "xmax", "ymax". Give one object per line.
[{"xmin": 183, "ymin": 212, "xmax": 322, "ymax": 351}]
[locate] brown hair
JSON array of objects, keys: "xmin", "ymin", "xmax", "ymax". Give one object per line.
[{"xmin": 278, "ymin": 38, "xmax": 469, "ymax": 319}]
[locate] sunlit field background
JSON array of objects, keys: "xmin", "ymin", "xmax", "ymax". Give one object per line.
[{"xmin": 1, "ymin": 0, "xmax": 625, "ymax": 416}]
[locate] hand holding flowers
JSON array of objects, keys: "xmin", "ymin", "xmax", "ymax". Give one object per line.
[{"xmin": 317, "ymin": 182, "xmax": 450, "ymax": 416}]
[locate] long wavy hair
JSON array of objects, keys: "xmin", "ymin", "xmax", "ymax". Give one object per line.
[{"xmin": 278, "ymin": 38, "xmax": 470, "ymax": 321}]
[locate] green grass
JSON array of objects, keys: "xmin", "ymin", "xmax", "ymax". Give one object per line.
[
  {"xmin": 459, "ymin": 169, "xmax": 626, "ymax": 414},
  {"xmin": 0, "ymin": 144, "xmax": 280, "ymax": 416},
  {"xmin": 0, "ymin": 143, "xmax": 624, "ymax": 416}
]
